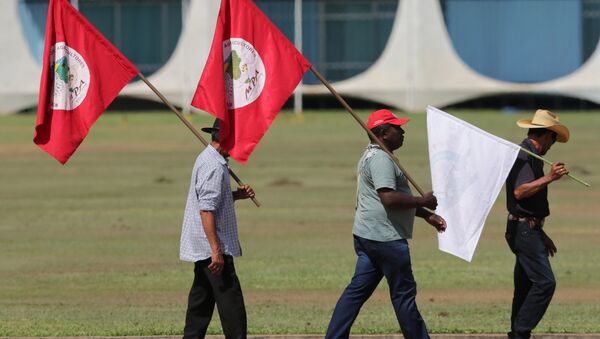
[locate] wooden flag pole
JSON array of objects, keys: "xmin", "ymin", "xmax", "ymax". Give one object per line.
[
  {"xmin": 137, "ymin": 73, "xmax": 261, "ymax": 207},
  {"xmin": 309, "ymin": 66, "xmax": 426, "ymax": 197}
]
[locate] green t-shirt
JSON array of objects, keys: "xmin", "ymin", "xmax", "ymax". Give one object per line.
[{"xmin": 352, "ymin": 144, "xmax": 415, "ymax": 241}]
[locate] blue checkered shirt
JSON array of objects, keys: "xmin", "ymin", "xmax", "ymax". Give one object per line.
[{"xmin": 180, "ymin": 145, "xmax": 241, "ymax": 262}]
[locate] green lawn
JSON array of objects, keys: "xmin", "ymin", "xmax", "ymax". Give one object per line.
[{"xmin": 1, "ymin": 110, "xmax": 599, "ymax": 336}]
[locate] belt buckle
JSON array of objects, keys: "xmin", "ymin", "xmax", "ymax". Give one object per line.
[
  {"xmin": 528, "ymin": 217, "xmax": 544, "ymax": 229},
  {"xmin": 508, "ymin": 214, "xmax": 522, "ymax": 222},
  {"xmin": 509, "ymin": 214, "xmax": 544, "ymax": 229}
]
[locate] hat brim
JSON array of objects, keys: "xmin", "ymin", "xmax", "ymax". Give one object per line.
[
  {"xmin": 517, "ymin": 119, "xmax": 570, "ymax": 143},
  {"xmin": 201, "ymin": 127, "xmax": 219, "ymax": 134},
  {"xmin": 389, "ymin": 117, "xmax": 410, "ymax": 126}
]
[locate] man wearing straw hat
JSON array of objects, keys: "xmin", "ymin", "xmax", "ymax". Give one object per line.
[
  {"xmin": 326, "ymin": 109, "xmax": 446, "ymax": 339},
  {"xmin": 505, "ymin": 109, "xmax": 570, "ymax": 339}
]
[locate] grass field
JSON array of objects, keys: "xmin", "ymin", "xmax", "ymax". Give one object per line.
[{"xmin": 1, "ymin": 110, "xmax": 599, "ymax": 336}]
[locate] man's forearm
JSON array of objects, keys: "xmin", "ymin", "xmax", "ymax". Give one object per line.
[
  {"xmin": 200, "ymin": 210, "xmax": 221, "ymax": 254},
  {"xmin": 514, "ymin": 175, "xmax": 553, "ymax": 200},
  {"xmin": 379, "ymin": 190, "xmax": 425, "ymax": 209},
  {"xmin": 416, "ymin": 207, "xmax": 434, "ymax": 219}
]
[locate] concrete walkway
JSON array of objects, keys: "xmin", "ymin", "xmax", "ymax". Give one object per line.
[{"xmin": 7, "ymin": 335, "xmax": 600, "ymax": 339}]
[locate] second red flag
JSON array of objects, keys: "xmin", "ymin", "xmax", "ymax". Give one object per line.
[{"xmin": 191, "ymin": 0, "xmax": 312, "ymax": 164}]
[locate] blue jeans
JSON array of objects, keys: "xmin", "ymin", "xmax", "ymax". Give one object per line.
[
  {"xmin": 505, "ymin": 220, "xmax": 556, "ymax": 339},
  {"xmin": 325, "ymin": 235, "xmax": 429, "ymax": 339}
]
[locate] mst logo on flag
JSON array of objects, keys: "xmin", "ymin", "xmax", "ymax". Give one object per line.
[
  {"xmin": 34, "ymin": 0, "xmax": 138, "ymax": 164},
  {"xmin": 50, "ymin": 42, "xmax": 90, "ymax": 110},
  {"xmin": 192, "ymin": 0, "xmax": 311, "ymax": 164},
  {"xmin": 223, "ymin": 38, "xmax": 266, "ymax": 109}
]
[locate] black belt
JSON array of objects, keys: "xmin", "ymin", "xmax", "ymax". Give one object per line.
[{"xmin": 508, "ymin": 214, "xmax": 544, "ymax": 229}]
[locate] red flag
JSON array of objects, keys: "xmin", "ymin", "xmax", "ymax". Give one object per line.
[
  {"xmin": 34, "ymin": 0, "xmax": 138, "ymax": 164},
  {"xmin": 191, "ymin": 0, "xmax": 311, "ymax": 164}
]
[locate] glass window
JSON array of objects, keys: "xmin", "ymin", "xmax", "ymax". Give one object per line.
[
  {"xmin": 19, "ymin": 0, "xmax": 183, "ymax": 76},
  {"xmin": 19, "ymin": 0, "xmax": 49, "ymax": 63},
  {"xmin": 255, "ymin": 0, "xmax": 399, "ymax": 84},
  {"xmin": 440, "ymin": 0, "xmax": 600, "ymax": 83},
  {"xmin": 583, "ymin": 0, "xmax": 600, "ymax": 62}
]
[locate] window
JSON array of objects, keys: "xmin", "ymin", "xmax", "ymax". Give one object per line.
[
  {"xmin": 255, "ymin": 0, "xmax": 399, "ymax": 84},
  {"xmin": 19, "ymin": 0, "xmax": 183, "ymax": 76},
  {"xmin": 440, "ymin": 0, "xmax": 600, "ymax": 83}
]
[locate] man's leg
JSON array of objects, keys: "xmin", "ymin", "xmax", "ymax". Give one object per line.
[
  {"xmin": 506, "ymin": 220, "xmax": 529, "ymax": 339},
  {"xmin": 513, "ymin": 224, "xmax": 556, "ymax": 338},
  {"xmin": 205, "ymin": 255, "xmax": 247, "ymax": 339},
  {"xmin": 375, "ymin": 239, "xmax": 429, "ymax": 339},
  {"xmin": 183, "ymin": 259, "xmax": 216, "ymax": 339},
  {"xmin": 510, "ymin": 258, "xmax": 531, "ymax": 337},
  {"xmin": 325, "ymin": 236, "xmax": 383, "ymax": 339}
]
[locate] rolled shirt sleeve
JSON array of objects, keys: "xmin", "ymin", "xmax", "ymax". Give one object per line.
[{"xmin": 195, "ymin": 165, "xmax": 225, "ymax": 211}]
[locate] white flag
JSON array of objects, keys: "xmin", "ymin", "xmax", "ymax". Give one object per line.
[{"xmin": 426, "ymin": 106, "xmax": 520, "ymax": 262}]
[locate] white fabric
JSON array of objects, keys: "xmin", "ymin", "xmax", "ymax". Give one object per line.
[{"xmin": 426, "ymin": 106, "xmax": 520, "ymax": 262}]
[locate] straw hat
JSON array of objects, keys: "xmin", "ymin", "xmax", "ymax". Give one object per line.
[{"xmin": 517, "ymin": 109, "xmax": 569, "ymax": 143}]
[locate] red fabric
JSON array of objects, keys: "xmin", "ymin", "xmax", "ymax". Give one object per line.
[
  {"xmin": 34, "ymin": 0, "xmax": 138, "ymax": 164},
  {"xmin": 191, "ymin": 0, "xmax": 311, "ymax": 164}
]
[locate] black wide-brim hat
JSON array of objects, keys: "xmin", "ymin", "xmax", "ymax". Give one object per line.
[{"xmin": 201, "ymin": 119, "xmax": 220, "ymax": 134}]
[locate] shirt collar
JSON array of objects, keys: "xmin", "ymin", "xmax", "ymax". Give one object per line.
[
  {"xmin": 522, "ymin": 138, "xmax": 540, "ymax": 155},
  {"xmin": 207, "ymin": 144, "xmax": 228, "ymax": 165}
]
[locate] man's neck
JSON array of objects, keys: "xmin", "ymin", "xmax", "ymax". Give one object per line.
[
  {"xmin": 211, "ymin": 142, "xmax": 229, "ymax": 158},
  {"xmin": 528, "ymin": 137, "xmax": 542, "ymax": 153},
  {"xmin": 369, "ymin": 142, "xmax": 389, "ymax": 151}
]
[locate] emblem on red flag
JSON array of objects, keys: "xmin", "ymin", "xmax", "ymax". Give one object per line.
[
  {"xmin": 50, "ymin": 42, "xmax": 90, "ymax": 110},
  {"xmin": 223, "ymin": 38, "xmax": 266, "ymax": 109},
  {"xmin": 192, "ymin": 0, "xmax": 312, "ymax": 164}
]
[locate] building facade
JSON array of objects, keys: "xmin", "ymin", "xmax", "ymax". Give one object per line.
[{"xmin": 2, "ymin": 0, "xmax": 600, "ymax": 114}]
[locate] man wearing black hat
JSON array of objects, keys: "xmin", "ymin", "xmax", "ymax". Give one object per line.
[
  {"xmin": 326, "ymin": 109, "xmax": 447, "ymax": 339},
  {"xmin": 180, "ymin": 119, "xmax": 255, "ymax": 339},
  {"xmin": 505, "ymin": 109, "xmax": 570, "ymax": 339}
]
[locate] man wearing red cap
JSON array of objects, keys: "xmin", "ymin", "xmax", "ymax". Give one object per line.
[{"xmin": 326, "ymin": 109, "xmax": 447, "ymax": 339}]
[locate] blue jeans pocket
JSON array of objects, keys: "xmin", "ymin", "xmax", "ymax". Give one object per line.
[
  {"xmin": 506, "ymin": 221, "xmax": 518, "ymax": 253},
  {"xmin": 516, "ymin": 223, "xmax": 545, "ymax": 256}
]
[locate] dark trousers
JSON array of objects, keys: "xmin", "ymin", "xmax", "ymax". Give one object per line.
[
  {"xmin": 183, "ymin": 255, "xmax": 247, "ymax": 339},
  {"xmin": 325, "ymin": 235, "xmax": 429, "ymax": 339},
  {"xmin": 505, "ymin": 220, "xmax": 556, "ymax": 339}
]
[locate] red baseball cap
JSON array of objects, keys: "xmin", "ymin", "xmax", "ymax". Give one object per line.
[{"xmin": 367, "ymin": 109, "xmax": 409, "ymax": 129}]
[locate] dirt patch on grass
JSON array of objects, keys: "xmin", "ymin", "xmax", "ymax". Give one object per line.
[
  {"xmin": 244, "ymin": 287, "xmax": 600, "ymax": 306},
  {"xmin": 0, "ymin": 144, "xmax": 38, "ymax": 155},
  {"xmin": 268, "ymin": 178, "xmax": 303, "ymax": 187}
]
